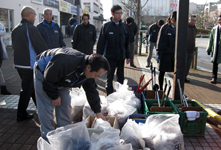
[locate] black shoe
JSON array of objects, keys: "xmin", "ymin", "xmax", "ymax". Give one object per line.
[
  {"xmin": 1, "ymin": 86, "xmax": 11, "ymax": 95},
  {"xmin": 211, "ymin": 78, "xmax": 217, "ymax": 84},
  {"xmin": 17, "ymin": 114, "xmax": 34, "ymax": 122},
  {"xmin": 130, "ymin": 64, "xmax": 137, "ymax": 68},
  {"xmin": 146, "ymin": 65, "xmax": 150, "ymax": 68},
  {"xmin": 185, "ymin": 78, "xmax": 190, "ymax": 83}
]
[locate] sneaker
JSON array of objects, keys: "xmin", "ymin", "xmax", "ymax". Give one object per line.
[
  {"xmin": 211, "ymin": 78, "xmax": 217, "ymax": 84},
  {"xmin": 130, "ymin": 64, "xmax": 137, "ymax": 68},
  {"xmin": 185, "ymin": 78, "xmax": 190, "ymax": 83}
]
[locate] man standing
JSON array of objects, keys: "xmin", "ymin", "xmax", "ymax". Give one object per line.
[
  {"xmin": 126, "ymin": 17, "xmax": 138, "ymax": 68},
  {"xmin": 97, "ymin": 5, "xmax": 130, "ymax": 95},
  {"xmin": 34, "ymin": 48, "xmax": 110, "ymax": 141},
  {"xmin": 207, "ymin": 15, "xmax": 221, "ymax": 84},
  {"xmin": 156, "ymin": 11, "xmax": 177, "ymax": 90},
  {"xmin": 11, "ymin": 6, "xmax": 48, "ymax": 122},
  {"xmin": 185, "ymin": 15, "xmax": 197, "ymax": 82},
  {"xmin": 37, "ymin": 8, "xmax": 66, "ymax": 49},
  {"xmin": 146, "ymin": 19, "xmax": 164, "ymax": 67},
  {"xmin": 72, "ymin": 13, "xmax": 96, "ymax": 55}
]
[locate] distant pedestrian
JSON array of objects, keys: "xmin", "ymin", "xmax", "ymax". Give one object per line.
[
  {"xmin": 37, "ymin": 8, "xmax": 66, "ymax": 49},
  {"xmin": 0, "ymin": 23, "xmax": 11, "ymax": 95},
  {"xmin": 185, "ymin": 15, "xmax": 197, "ymax": 82},
  {"xmin": 126, "ymin": 17, "xmax": 138, "ymax": 68},
  {"xmin": 34, "ymin": 48, "xmax": 110, "ymax": 141},
  {"xmin": 11, "ymin": 6, "xmax": 48, "ymax": 122},
  {"xmin": 156, "ymin": 11, "xmax": 177, "ymax": 90},
  {"xmin": 68, "ymin": 17, "xmax": 78, "ymax": 36},
  {"xmin": 207, "ymin": 15, "xmax": 221, "ymax": 84},
  {"xmin": 97, "ymin": 4, "xmax": 130, "ymax": 95},
  {"xmin": 146, "ymin": 19, "xmax": 164, "ymax": 67},
  {"xmin": 72, "ymin": 13, "xmax": 96, "ymax": 55}
]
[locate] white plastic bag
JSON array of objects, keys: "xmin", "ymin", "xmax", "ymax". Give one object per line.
[
  {"xmin": 142, "ymin": 114, "xmax": 184, "ymax": 150},
  {"xmin": 70, "ymin": 87, "xmax": 87, "ymax": 123},
  {"xmin": 90, "ymin": 127, "xmax": 121, "ymax": 150},
  {"xmin": 47, "ymin": 121, "xmax": 90, "ymax": 150},
  {"xmin": 92, "ymin": 118, "xmax": 112, "ymax": 130},
  {"xmin": 120, "ymin": 119, "xmax": 145, "ymax": 150},
  {"xmin": 37, "ymin": 137, "xmax": 56, "ymax": 150},
  {"xmin": 107, "ymin": 143, "xmax": 133, "ymax": 150}
]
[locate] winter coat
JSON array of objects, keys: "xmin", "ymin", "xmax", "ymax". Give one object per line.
[
  {"xmin": 127, "ymin": 21, "xmax": 138, "ymax": 43},
  {"xmin": 207, "ymin": 25, "xmax": 221, "ymax": 63},
  {"xmin": 72, "ymin": 23, "xmax": 96, "ymax": 55},
  {"xmin": 37, "ymin": 20, "xmax": 66, "ymax": 49},
  {"xmin": 97, "ymin": 17, "xmax": 130, "ymax": 60},
  {"xmin": 11, "ymin": 19, "xmax": 48, "ymax": 70},
  {"xmin": 36, "ymin": 47, "xmax": 101, "ymax": 113},
  {"xmin": 148, "ymin": 22, "xmax": 161, "ymax": 43},
  {"xmin": 187, "ymin": 24, "xmax": 197, "ymax": 53},
  {"xmin": 156, "ymin": 21, "xmax": 176, "ymax": 72}
]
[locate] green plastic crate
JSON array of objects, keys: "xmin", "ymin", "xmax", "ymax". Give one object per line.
[
  {"xmin": 171, "ymin": 100, "xmax": 208, "ymax": 136},
  {"xmin": 144, "ymin": 99, "xmax": 179, "ymax": 114}
]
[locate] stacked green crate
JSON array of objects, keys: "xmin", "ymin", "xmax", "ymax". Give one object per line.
[{"xmin": 171, "ymin": 100, "xmax": 208, "ymax": 136}]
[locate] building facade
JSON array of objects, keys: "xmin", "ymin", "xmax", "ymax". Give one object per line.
[
  {"xmin": 0, "ymin": 0, "xmax": 79, "ymax": 46},
  {"xmin": 81, "ymin": 0, "xmax": 105, "ymax": 32}
]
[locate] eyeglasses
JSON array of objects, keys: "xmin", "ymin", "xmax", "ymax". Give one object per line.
[
  {"xmin": 115, "ymin": 12, "xmax": 123, "ymax": 15},
  {"xmin": 30, "ymin": 12, "xmax": 37, "ymax": 17}
]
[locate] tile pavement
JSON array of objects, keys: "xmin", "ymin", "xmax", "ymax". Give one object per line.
[{"xmin": 0, "ymin": 38, "xmax": 221, "ymax": 149}]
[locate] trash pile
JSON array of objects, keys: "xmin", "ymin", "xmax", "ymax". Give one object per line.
[{"xmin": 37, "ymin": 79, "xmax": 185, "ymax": 150}]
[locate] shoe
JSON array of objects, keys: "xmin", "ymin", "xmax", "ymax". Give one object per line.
[
  {"xmin": 185, "ymin": 78, "xmax": 190, "ymax": 83},
  {"xmin": 146, "ymin": 65, "xmax": 150, "ymax": 68},
  {"xmin": 211, "ymin": 78, "xmax": 216, "ymax": 84},
  {"xmin": 130, "ymin": 64, "xmax": 137, "ymax": 68},
  {"xmin": 17, "ymin": 114, "xmax": 34, "ymax": 122},
  {"xmin": 1, "ymin": 86, "xmax": 11, "ymax": 95}
]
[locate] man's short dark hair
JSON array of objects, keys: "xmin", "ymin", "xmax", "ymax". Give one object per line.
[
  {"xmin": 170, "ymin": 11, "xmax": 177, "ymax": 21},
  {"xmin": 111, "ymin": 5, "xmax": 122, "ymax": 13},
  {"xmin": 68, "ymin": 17, "xmax": 77, "ymax": 25},
  {"xmin": 218, "ymin": 15, "xmax": 221, "ymax": 18},
  {"xmin": 191, "ymin": 15, "xmax": 196, "ymax": 18},
  {"xmin": 81, "ymin": 12, "xmax": 90, "ymax": 20},
  {"xmin": 158, "ymin": 19, "xmax": 164, "ymax": 26},
  {"xmin": 126, "ymin": 17, "xmax": 134, "ymax": 24},
  {"xmin": 88, "ymin": 54, "xmax": 110, "ymax": 74}
]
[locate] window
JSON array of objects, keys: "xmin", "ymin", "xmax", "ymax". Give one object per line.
[
  {"xmin": 0, "ymin": 8, "xmax": 13, "ymax": 33},
  {"xmin": 93, "ymin": 3, "xmax": 99, "ymax": 13},
  {"xmin": 84, "ymin": 3, "xmax": 91, "ymax": 12}
]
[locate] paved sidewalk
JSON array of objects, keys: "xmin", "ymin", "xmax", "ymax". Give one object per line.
[{"xmin": 0, "ymin": 38, "xmax": 221, "ymax": 149}]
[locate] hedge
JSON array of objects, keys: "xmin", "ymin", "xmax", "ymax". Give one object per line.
[{"xmin": 197, "ymin": 28, "xmax": 211, "ymax": 34}]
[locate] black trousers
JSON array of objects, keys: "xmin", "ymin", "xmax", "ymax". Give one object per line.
[
  {"xmin": 17, "ymin": 69, "xmax": 36, "ymax": 118},
  {"xmin": 212, "ymin": 45, "xmax": 219, "ymax": 79},
  {"xmin": 106, "ymin": 58, "xmax": 125, "ymax": 95},
  {"xmin": 159, "ymin": 71, "xmax": 165, "ymax": 90}
]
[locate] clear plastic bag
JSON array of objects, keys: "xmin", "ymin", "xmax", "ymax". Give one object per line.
[
  {"xmin": 89, "ymin": 127, "xmax": 121, "ymax": 150},
  {"xmin": 142, "ymin": 114, "xmax": 184, "ymax": 150},
  {"xmin": 70, "ymin": 87, "xmax": 87, "ymax": 123},
  {"xmin": 107, "ymin": 143, "xmax": 133, "ymax": 150},
  {"xmin": 47, "ymin": 120, "xmax": 90, "ymax": 150},
  {"xmin": 37, "ymin": 137, "xmax": 56, "ymax": 150},
  {"xmin": 92, "ymin": 118, "xmax": 112, "ymax": 131},
  {"xmin": 120, "ymin": 119, "xmax": 145, "ymax": 150}
]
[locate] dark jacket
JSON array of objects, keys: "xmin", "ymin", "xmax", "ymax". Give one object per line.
[
  {"xmin": 97, "ymin": 17, "xmax": 130, "ymax": 60},
  {"xmin": 187, "ymin": 24, "xmax": 197, "ymax": 53},
  {"xmin": 11, "ymin": 19, "xmax": 48, "ymax": 70},
  {"xmin": 36, "ymin": 47, "xmax": 101, "ymax": 113},
  {"xmin": 72, "ymin": 23, "xmax": 96, "ymax": 55},
  {"xmin": 148, "ymin": 22, "xmax": 161, "ymax": 43},
  {"xmin": 37, "ymin": 20, "xmax": 66, "ymax": 49},
  {"xmin": 156, "ymin": 21, "xmax": 176, "ymax": 72},
  {"xmin": 127, "ymin": 21, "xmax": 138, "ymax": 43}
]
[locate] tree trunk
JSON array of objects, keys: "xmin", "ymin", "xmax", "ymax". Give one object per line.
[{"xmin": 135, "ymin": 0, "xmax": 141, "ymax": 54}]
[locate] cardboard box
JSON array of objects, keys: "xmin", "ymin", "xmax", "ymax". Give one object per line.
[
  {"xmin": 143, "ymin": 90, "xmax": 163, "ymax": 99},
  {"xmin": 86, "ymin": 116, "xmax": 120, "ymax": 136}
]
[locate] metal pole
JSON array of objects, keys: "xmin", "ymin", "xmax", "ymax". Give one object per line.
[{"xmin": 172, "ymin": 0, "xmax": 189, "ymax": 100}]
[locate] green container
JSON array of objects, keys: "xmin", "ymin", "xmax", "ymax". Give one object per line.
[
  {"xmin": 171, "ymin": 100, "xmax": 208, "ymax": 136},
  {"xmin": 144, "ymin": 99, "xmax": 179, "ymax": 114}
]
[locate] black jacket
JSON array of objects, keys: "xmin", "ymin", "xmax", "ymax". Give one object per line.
[
  {"xmin": 156, "ymin": 21, "xmax": 176, "ymax": 72},
  {"xmin": 127, "ymin": 21, "xmax": 138, "ymax": 43},
  {"xmin": 148, "ymin": 22, "xmax": 161, "ymax": 43},
  {"xmin": 37, "ymin": 20, "xmax": 66, "ymax": 49},
  {"xmin": 97, "ymin": 17, "xmax": 130, "ymax": 60},
  {"xmin": 187, "ymin": 24, "xmax": 197, "ymax": 53},
  {"xmin": 12, "ymin": 19, "xmax": 48, "ymax": 69},
  {"xmin": 72, "ymin": 23, "xmax": 96, "ymax": 55},
  {"xmin": 36, "ymin": 47, "xmax": 101, "ymax": 113}
]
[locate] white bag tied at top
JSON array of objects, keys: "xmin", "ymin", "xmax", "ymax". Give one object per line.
[{"xmin": 46, "ymin": 120, "xmax": 90, "ymax": 150}]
